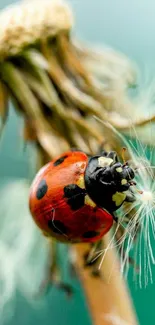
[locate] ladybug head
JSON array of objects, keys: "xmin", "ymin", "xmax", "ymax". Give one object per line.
[{"xmin": 84, "ymin": 150, "xmax": 136, "ymax": 214}]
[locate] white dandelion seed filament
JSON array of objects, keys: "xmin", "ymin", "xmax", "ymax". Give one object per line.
[
  {"xmin": 139, "ymin": 190, "xmax": 153, "ymax": 203},
  {"xmin": 93, "ymin": 116, "xmax": 155, "ymax": 287}
]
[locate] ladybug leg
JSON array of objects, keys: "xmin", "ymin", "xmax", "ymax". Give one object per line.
[
  {"xmin": 84, "ymin": 241, "xmax": 101, "ymax": 266},
  {"xmin": 111, "ymin": 212, "xmax": 118, "ymax": 223},
  {"xmin": 36, "ymin": 241, "xmax": 73, "ymax": 298},
  {"xmin": 48, "ymin": 243, "xmax": 73, "ymax": 297},
  {"xmin": 84, "ymin": 240, "xmax": 103, "ymax": 278},
  {"xmin": 68, "ymin": 247, "xmax": 79, "ymax": 279},
  {"xmin": 51, "ymin": 270, "xmax": 73, "ymax": 297},
  {"xmin": 125, "ymin": 192, "xmax": 136, "ymax": 203}
]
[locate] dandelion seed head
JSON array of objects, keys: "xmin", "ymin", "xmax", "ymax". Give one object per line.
[
  {"xmin": 94, "ymin": 115, "xmax": 155, "ymax": 287},
  {"xmin": 139, "ymin": 190, "xmax": 153, "ymax": 203}
]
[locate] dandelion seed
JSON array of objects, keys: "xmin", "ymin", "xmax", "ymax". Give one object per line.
[{"xmin": 94, "ymin": 116, "xmax": 155, "ymax": 287}]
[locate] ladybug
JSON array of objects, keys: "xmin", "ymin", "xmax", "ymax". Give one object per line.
[{"xmin": 29, "ymin": 150, "xmax": 135, "ymax": 244}]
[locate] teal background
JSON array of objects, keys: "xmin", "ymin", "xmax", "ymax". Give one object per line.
[{"xmin": 0, "ymin": 0, "xmax": 155, "ymax": 324}]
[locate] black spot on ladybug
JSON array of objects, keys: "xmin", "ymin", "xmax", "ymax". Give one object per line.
[
  {"xmin": 64, "ymin": 184, "xmax": 86, "ymax": 210},
  {"xmin": 48, "ymin": 220, "xmax": 67, "ymax": 235},
  {"xmin": 36, "ymin": 179, "xmax": 48, "ymax": 200},
  {"xmin": 82, "ymin": 231, "xmax": 100, "ymax": 238},
  {"xmin": 54, "ymin": 155, "xmax": 68, "ymax": 166}
]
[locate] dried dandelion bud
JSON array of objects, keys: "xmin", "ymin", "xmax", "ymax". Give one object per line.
[
  {"xmin": 0, "ymin": 0, "xmax": 73, "ymax": 59},
  {"xmin": 0, "ymin": 0, "xmax": 153, "ymax": 158}
]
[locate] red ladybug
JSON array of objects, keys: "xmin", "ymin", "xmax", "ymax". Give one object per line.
[{"xmin": 29, "ymin": 150, "xmax": 135, "ymax": 244}]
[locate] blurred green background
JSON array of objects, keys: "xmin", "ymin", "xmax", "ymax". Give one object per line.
[{"xmin": 0, "ymin": 0, "xmax": 155, "ymax": 324}]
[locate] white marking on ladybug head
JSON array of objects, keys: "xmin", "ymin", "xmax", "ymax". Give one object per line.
[
  {"xmin": 121, "ymin": 179, "xmax": 127, "ymax": 185},
  {"xmin": 98, "ymin": 157, "xmax": 113, "ymax": 168},
  {"xmin": 116, "ymin": 167, "xmax": 123, "ymax": 173}
]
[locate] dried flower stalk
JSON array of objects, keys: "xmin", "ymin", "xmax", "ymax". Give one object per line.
[{"xmin": 73, "ymin": 234, "xmax": 138, "ymax": 325}]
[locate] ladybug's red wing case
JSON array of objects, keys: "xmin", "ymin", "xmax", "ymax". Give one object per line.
[
  {"xmin": 43, "ymin": 201, "xmax": 113, "ymax": 243},
  {"xmin": 29, "ymin": 151, "xmax": 113, "ymax": 243}
]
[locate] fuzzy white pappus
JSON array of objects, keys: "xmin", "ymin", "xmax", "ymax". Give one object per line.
[{"xmin": 94, "ymin": 117, "xmax": 155, "ymax": 288}]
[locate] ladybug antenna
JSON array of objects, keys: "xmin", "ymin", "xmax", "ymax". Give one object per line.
[
  {"xmin": 129, "ymin": 181, "xmax": 143, "ymax": 195},
  {"xmin": 137, "ymin": 189, "xmax": 143, "ymax": 195},
  {"xmin": 121, "ymin": 147, "xmax": 128, "ymax": 166}
]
